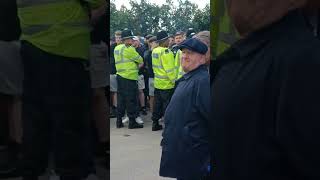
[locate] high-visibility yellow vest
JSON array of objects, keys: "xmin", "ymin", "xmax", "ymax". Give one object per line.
[
  {"xmin": 175, "ymin": 50, "xmax": 185, "ymax": 80},
  {"xmin": 152, "ymin": 47, "xmax": 176, "ymax": 90},
  {"xmin": 212, "ymin": 0, "xmax": 239, "ymax": 60},
  {"xmin": 17, "ymin": 0, "xmax": 104, "ymax": 60},
  {"xmin": 114, "ymin": 44, "xmax": 143, "ymax": 81}
]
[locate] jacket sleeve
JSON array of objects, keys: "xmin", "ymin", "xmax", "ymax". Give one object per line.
[
  {"xmin": 130, "ymin": 47, "xmax": 143, "ymax": 64},
  {"xmin": 161, "ymin": 49, "xmax": 176, "ymax": 82}
]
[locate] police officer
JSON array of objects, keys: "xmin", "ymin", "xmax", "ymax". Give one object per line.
[
  {"xmin": 185, "ymin": 28, "xmax": 196, "ymax": 39},
  {"xmin": 151, "ymin": 31, "xmax": 176, "ymax": 131},
  {"xmin": 114, "ymin": 29, "xmax": 144, "ymax": 129}
]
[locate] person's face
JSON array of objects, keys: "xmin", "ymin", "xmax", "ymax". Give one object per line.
[
  {"xmin": 175, "ymin": 35, "xmax": 184, "ymax": 44},
  {"xmin": 115, "ymin": 35, "xmax": 122, "ymax": 44},
  {"xmin": 181, "ymin": 49, "xmax": 205, "ymax": 72},
  {"xmin": 133, "ymin": 40, "xmax": 140, "ymax": 48},
  {"xmin": 124, "ymin": 38, "xmax": 134, "ymax": 46}
]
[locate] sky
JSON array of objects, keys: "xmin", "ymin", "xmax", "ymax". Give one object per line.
[{"xmin": 112, "ymin": 0, "xmax": 209, "ymax": 10}]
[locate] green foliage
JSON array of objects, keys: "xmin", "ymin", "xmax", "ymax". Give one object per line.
[{"xmin": 110, "ymin": 0, "xmax": 209, "ymax": 37}]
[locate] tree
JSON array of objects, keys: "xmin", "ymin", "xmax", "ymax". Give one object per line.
[{"xmin": 110, "ymin": 0, "xmax": 210, "ymax": 37}]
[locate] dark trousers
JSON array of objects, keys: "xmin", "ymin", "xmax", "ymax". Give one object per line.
[
  {"xmin": 21, "ymin": 41, "xmax": 93, "ymax": 178},
  {"xmin": 151, "ymin": 88, "xmax": 174, "ymax": 122},
  {"xmin": 116, "ymin": 75, "xmax": 138, "ymax": 119}
]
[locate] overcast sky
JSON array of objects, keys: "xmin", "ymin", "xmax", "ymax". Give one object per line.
[{"xmin": 112, "ymin": 0, "xmax": 209, "ymax": 10}]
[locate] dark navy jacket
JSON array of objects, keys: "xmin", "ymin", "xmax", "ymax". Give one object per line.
[{"xmin": 160, "ymin": 65, "xmax": 210, "ymax": 179}]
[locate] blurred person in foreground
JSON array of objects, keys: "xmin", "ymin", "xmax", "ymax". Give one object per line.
[
  {"xmin": 17, "ymin": 0, "xmax": 106, "ymax": 179},
  {"xmin": 160, "ymin": 38, "xmax": 210, "ymax": 180},
  {"xmin": 89, "ymin": 2, "xmax": 109, "ymax": 167},
  {"xmin": 0, "ymin": 0, "xmax": 23, "ymax": 176},
  {"xmin": 110, "ymin": 30, "xmax": 122, "ymax": 118},
  {"xmin": 211, "ymin": 0, "xmax": 320, "ymax": 179}
]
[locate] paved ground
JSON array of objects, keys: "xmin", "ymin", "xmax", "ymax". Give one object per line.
[{"xmin": 110, "ymin": 112, "xmax": 174, "ymax": 180}]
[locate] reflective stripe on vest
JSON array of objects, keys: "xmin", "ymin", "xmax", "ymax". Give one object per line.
[
  {"xmin": 22, "ymin": 22, "xmax": 90, "ymax": 35},
  {"xmin": 153, "ymin": 64, "xmax": 163, "ymax": 69},
  {"xmin": 117, "ymin": 68, "xmax": 138, "ymax": 73},
  {"xmin": 166, "ymin": 68, "xmax": 175, "ymax": 73},
  {"xmin": 155, "ymin": 75, "xmax": 169, "ymax": 80}
]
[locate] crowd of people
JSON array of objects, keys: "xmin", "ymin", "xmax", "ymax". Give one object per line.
[
  {"xmin": 0, "ymin": 0, "xmax": 108, "ymax": 179},
  {"xmin": 109, "ymin": 28, "xmax": 210, "ymax": 130},
  {"xmin": 109, "ymin": 28, "xmax": 211, "ymax": 179}
]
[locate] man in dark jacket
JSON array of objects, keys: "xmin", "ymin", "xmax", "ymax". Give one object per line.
[
  {"xmin": 211, "ymin": 1, "xmax": 320, "ymax": 179},
  {"xmin": 160, "ymin": 38, "xmax": 210, "ymax": 180}
]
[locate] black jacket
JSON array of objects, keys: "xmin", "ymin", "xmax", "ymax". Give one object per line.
[
  {"xmin": 110, "ymin": 43, "xmax": 117, "ymax": 74},
  {"xmin": 0, "ymin": 0, "xmax": 20, "ymax": 41},
  {"xmin": 211, "ymin": 10, "xmax": 320, "ymax": 180},
  {"xmin": 144, "ymin": 48, "xmax": 154, "ymax": 78}
]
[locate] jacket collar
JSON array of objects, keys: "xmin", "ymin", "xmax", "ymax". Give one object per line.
[{"xmin": 182, "ymin": 65, "xmax": 208, "ymax": 81}]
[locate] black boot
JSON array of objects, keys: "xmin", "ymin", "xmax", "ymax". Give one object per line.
[
  {"xmin": 152, "ymin": 121, "xmax": 163, "ymax": 131},
  {"xmin": 110, "ymin": 106, "xmax": 117, "ymax": 118},
  {"xmin": 140, "ymin": 106, "xmax": 147, "ymax": 115},
  {"xmin": 116, "ymin": 118, "xmax": 124, "ymax": 128},
  {"xmin": 128, "ymin": 118, "xmax": 143, "ymax": 129}
]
